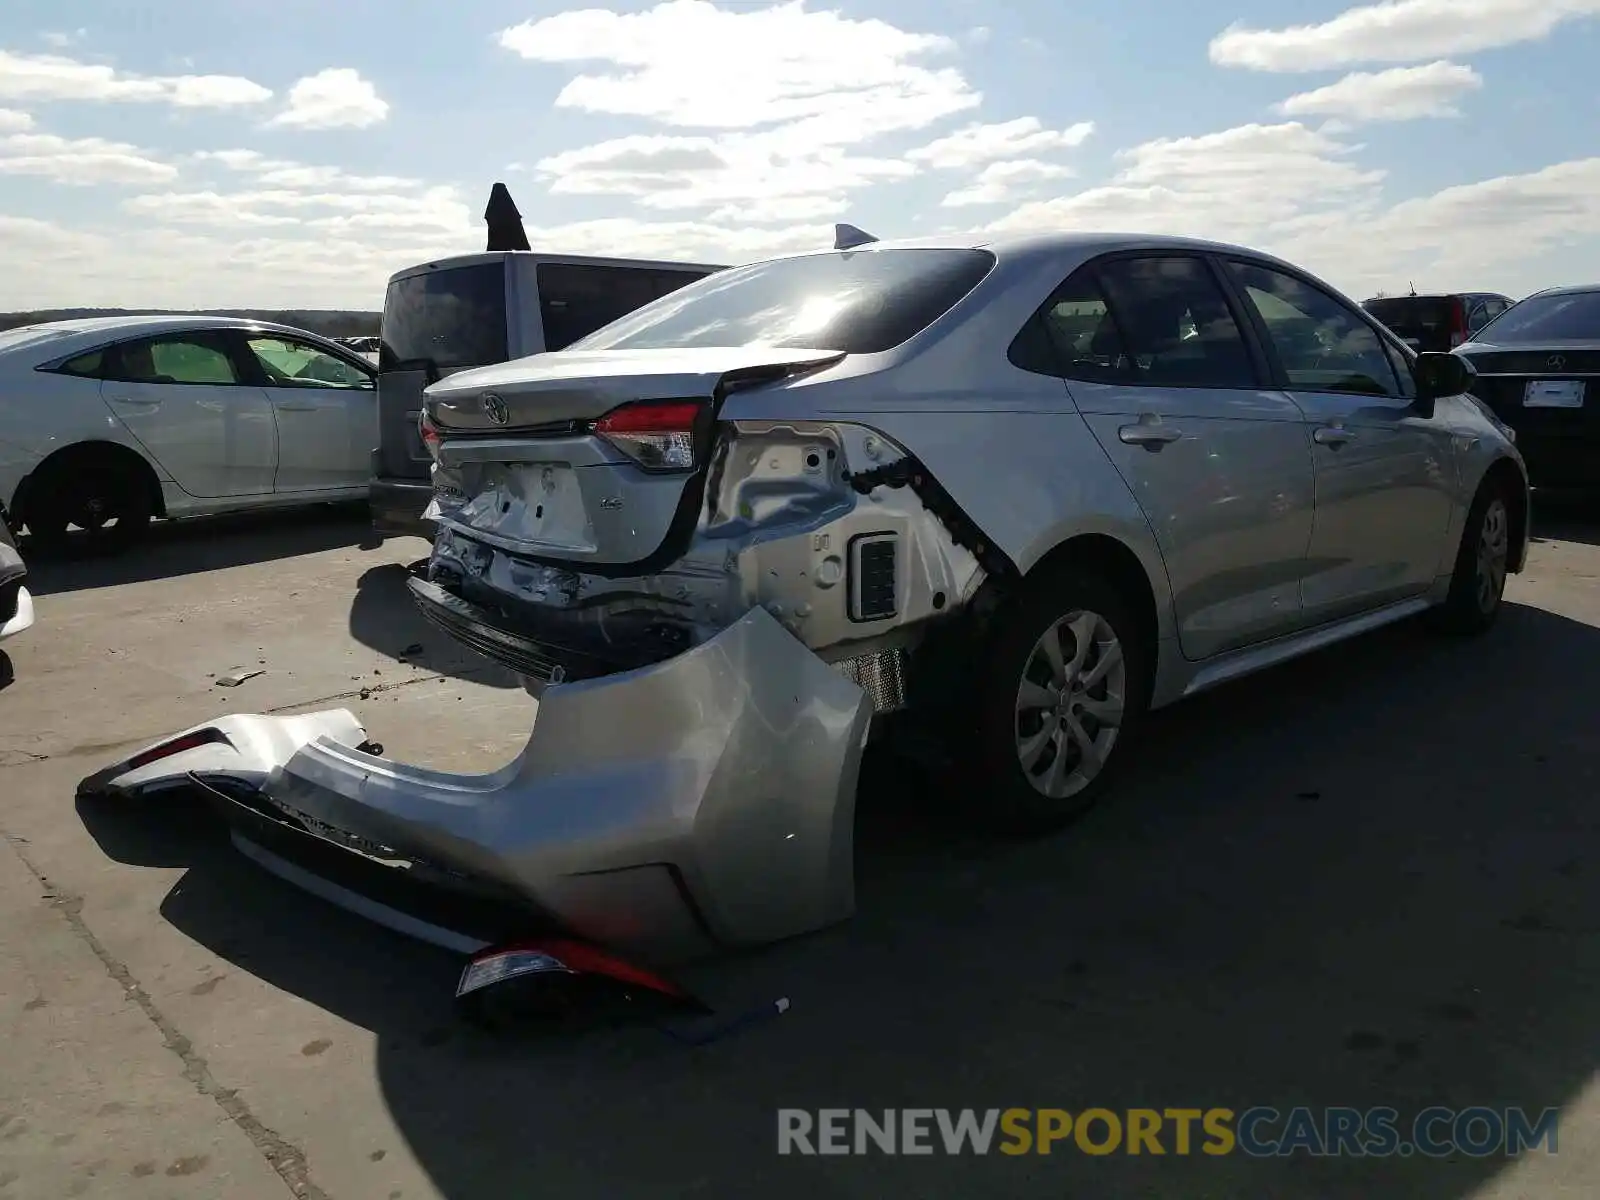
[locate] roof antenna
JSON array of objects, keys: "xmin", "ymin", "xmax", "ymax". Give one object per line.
[
  {"xmin": 1408, "ymin": 280, "xmax": 1417, "ymax": 296},
  {"xmin": 834, "ymin": 223, "xmax": 878, "ymax": 251}
]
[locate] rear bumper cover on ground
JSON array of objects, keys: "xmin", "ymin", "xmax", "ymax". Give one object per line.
[
  {"xmin": 0, "ymin": 584, "xmax": 32, "ymax": 641},
  {"xmin": 79, "ymin": 607, "xmax": 873, "ymax": 963}
]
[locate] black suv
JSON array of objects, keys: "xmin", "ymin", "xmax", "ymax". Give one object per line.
[{"xmin": 1362, "ymin": 292, "xmax": 1514, "ymax": 352}]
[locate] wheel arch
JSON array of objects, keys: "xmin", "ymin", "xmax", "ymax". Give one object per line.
[
  {"xmin": 1022, "ymin": 531, "xmax": 1163, "ymax": 667},
  {"xmin": 1479, "ymin": 455, "xmax": 1529, "ymax": 574},
  {"xmin": 12, "ymin": 439, "xmax": 167, "ymax": 529}
]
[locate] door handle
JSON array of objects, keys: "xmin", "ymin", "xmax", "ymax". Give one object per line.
[
  {"xmin": 1313, "ymin": 424, "xmax": 1354, "ymax": 448},
  {"xmin": 107, "ymin": 396, "xmax": 159, "ymax": 407},
  {"xmin": 1118, "ymin": 421, "xmax": 1183, "ymax": 451},
  {"xmin": 275, "ymin": 402, "xmax": 319, "ymax": 411}
]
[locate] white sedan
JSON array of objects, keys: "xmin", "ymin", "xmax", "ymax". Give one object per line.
[{"xmin": 0, "ymin": 315, "xmax": 377, "ymax": 554}]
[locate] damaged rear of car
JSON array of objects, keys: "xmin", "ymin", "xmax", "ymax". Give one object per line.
[
  {"xmin": 0, "ymin": 506, "xmax": 34, "ymax": 643},
  {"xmin": 416, "ymin": 243, "xmax": 1014, "ymax": 716}
]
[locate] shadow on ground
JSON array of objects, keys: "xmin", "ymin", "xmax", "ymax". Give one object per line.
[
  {"xmin": 347, "ymin": 562, "xmax": 519, "ymax": 689},
  {"xmin": 1531, "ymin": 492, "xmax": 1600, "ymax": 548},
  {"xmin": 77, "ymin": 602, "xmax": 1600, "ymax": 1199},
  {"xmin": 22, "ymin": 504, "xmax": 378, "ymax": 596}
]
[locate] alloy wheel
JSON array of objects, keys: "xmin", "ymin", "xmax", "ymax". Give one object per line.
[{"xmin": 1013, "ymin": 609, "xmax": 1126, "ymax": 800}]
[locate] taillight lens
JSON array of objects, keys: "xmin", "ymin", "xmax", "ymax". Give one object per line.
[
  {"xmin": 1450, "ymin": 296, "xmax": 1467, "ymax": 348},
  {"xmin": 592, "ymin": 400, "xmax": 703, "ymax": 471},
  {"xmin": 419, "ymin": 411, "xmax": 442, "ymax": 464}
]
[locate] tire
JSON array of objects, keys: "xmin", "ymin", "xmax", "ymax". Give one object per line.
[
  {"xmin": 965, "ymin": 567, "xmax": 1152, "ymax": 835},
  {"xmin": 1430, "ymin": 477, "xmax": 1511, "ymax": 636},
  {"xmin": 25, "ymin": 454, "xmax": 153, "ymax": 557}
]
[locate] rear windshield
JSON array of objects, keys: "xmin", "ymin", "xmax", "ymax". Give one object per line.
[
  {"xmin": 1363, "ymin": 297, "xmax": 1454, "ymax": 338},
  {"xmin": 570, "ymin": 248, "xmax": 998, "ymax": 355},
  {"xmin": 1475, "ymin": 291, "xmax": 1600, "ymax": 343},
  {"xmin": 379, "ymin": 262, "xmax": 508, "ymax": 371}
]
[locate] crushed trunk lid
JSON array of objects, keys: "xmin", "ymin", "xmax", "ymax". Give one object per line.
[{"xmin": 424, "ymin": 346, "xmax": 844, "ymax": 570}]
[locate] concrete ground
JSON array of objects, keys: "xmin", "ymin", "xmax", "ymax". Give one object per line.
[{"xmin": 4, "ymin": 503, "xmax": 1600, "ymax": 1199}]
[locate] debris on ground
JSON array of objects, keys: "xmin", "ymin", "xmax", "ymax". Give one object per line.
[{"xmin": 215, "ymin": 668, "xmax": 264, "ymax": 688}]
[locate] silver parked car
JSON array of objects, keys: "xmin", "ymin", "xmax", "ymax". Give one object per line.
[
  {"xmin": 85, "ymin": 230, "xmax": 1529, "ymax": 966},
  {"xmin": 0, "ymin": 316, "xmax": 377, "ymax": 553}
]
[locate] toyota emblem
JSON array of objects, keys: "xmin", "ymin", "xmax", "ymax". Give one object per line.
[
  {"xmin": 481, "ymin": 393, "xmax": 509, "ymax": 425},
  {"xmin": 1547, "ymin": 355, "xmax": 1567, "ymax": 371}
]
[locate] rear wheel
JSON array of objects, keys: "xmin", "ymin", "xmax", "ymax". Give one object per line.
[
  {"xmin": 25, "ymin": 454, "xmax": 153, "ymax": 557},
  {"xmin": 966, "ymin": 569, "xmax": 1152, "ymax": 834},
  {"xmin": 1431, "ymin": 478, "xmax": 1511, "ymax": 636}
]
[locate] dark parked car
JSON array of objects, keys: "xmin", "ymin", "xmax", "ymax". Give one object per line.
[
  {"xmin": 1363, "ymin": 292, "xmax": 1513, "ymax": 352},
  {"xmin": 1456, "ymin": 285, "xmax": 1600, "ymax": 492}
]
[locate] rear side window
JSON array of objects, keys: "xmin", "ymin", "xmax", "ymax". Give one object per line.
[
  {"xmin": 571, "ymin": 248, "xmax": 996, "ymax": 355},
  {"xmin": 537, "ymin": 263, "xmax": 710, "ymax": 352},
  {"xmin": 58, "ymin": 350, "xmax": 106, "ymax": 377},
  {"xmin": 380, "ymin": 263, "xmax": 508, "ymax": 371},
  {"xmin": 106, "ymin": 335, "xmax": 239, "ymax": 385},
  {"xmin": 1095, "ymin": 256, "xmax": 1257, "ymax": 388}
]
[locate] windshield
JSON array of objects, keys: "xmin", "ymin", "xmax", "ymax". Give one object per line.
[
  {"xmin": 379, "ymin": 262, "xmax": 508, "ymax": 371},
  {"xmin": 1475, "ymin": 290, "xmax": 1600, "ymax": 342},
  {"xmin": 570, "ymin": 248, "xmax": 997, "ymax": 355}
]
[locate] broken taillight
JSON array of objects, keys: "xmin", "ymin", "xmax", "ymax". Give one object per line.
[
  {"xmin": 125, "ymin": 728, "xmax": 228, "ymax": 770},
  {"xmin": 1449, "ymin": 296, "xmax": 1468, "ymax": 348},
  {"xmin": 419, "ymin": 411, "xmax": 442, "ymax": 464},
  {"xmin": 592, "ymin": 400, "xmax": 703, "ymax": 472}
]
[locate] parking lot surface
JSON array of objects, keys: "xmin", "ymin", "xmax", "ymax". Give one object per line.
[{"xmin": 4, "ymin": 504, "xmax": 1600, "ymax": 1199}]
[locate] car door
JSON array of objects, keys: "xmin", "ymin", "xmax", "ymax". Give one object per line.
[
  {"xmin": 1042, "ymin": 253, "xmax": 1316, "ymax": 661},
  {"xmin": 1221, "ymin": 258, "xmax": 1456, "ymax": 625},
  {"xmin": 235, "ymin": 333, "xmax": 376, "ymax": 493},
  {"xmin": 99, "ymin": 331, "xmax": 277, "ymax": 498}
]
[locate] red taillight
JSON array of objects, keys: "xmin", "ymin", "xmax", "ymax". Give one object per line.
[
  {"xmin": 1450, "ymin": 296, "xmax": 1467, "ymax": 348},
  {"xmin": 418, "ymin": 411, "xmax": 442, "ymax": 464},
  {"xmin": 592, "ymin": 400, "xmax": 704, "ymax": 471},
  {"xmin": 126, "ymin": 729, "xmax": 227, "ymax": 770}
]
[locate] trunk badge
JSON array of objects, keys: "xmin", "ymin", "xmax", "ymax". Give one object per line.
[
  {"xmin": 1547, "ymin": 355, "xmax": 1567, "ymax": 370},
  {"xmin": 482, "ymin": 393, "xmax": 509, "ymax": 425}
]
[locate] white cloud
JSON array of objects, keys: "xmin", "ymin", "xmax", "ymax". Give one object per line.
[
  {"xmin": 124, "ymin": 185, "xmax": 471, "ymax": 234},
  {"xmin": 498, "ymin": 0, "xmax": 976, "ymax": 132},
  {"xmin": 504, "ymin": 0, "xmax": 979, "ymax": 216},
  {"xmin": 193, "ymin": 149, "xmax": 420, "ymax": 193},
  {"xmin": 267, "ymin": 68, "xmax": 388, "ymax": 130},
  {"xmin": 990, "ymin": 122, "xmax": 1385, "ymax": 243},
  {"xmin": 0, "ymin": 131, "xmax": 176, "ymax": 185},
  {"xmin": 536, "ymin": 133, "xmax": 912, "ymax": 215},
  {"xmin": 0, "ymin": 49, "xmax": 271, "ymax": 107},
  {"xmin": 942, "ymin": 159, "xmax": 1075, "ymax": 207},
  {"xmin": 1210, "ymin": 0, "xmax": 1600, "ymax": 72},
  {"xmin": 0, "ymin": 108, "xmax": 33, "ymax": 133},
  {"xmin": 1278, "ymin": 61, "xmax": 1483, "ymax": 122},
  {"xmin": 908, "ymin": 117, "xmax": 1094, "ymax": 169},
  {"xmin": 40, "ymin": 30, "xmax": 87, "ymax": 50}
]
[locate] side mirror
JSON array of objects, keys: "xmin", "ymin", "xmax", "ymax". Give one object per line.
[{"xmin": 1415, "ymin": 351, "xmax": 1473, "ymax": 401}]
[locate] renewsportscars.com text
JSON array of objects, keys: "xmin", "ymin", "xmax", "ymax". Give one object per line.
[{"xmin": 776, "ymin": 1106, "xmax": 1560, "ymax": 1158}]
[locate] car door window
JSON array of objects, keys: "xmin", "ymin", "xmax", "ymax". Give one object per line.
[
  {"xmin": 110, "ymin": 335, "xmax": 239, "ymax": 385},
  {"xmin": 1226, "ymin": 261, "xmax": 1401, "ymax": 398},
  {"xmin": 245, "ymin": 336, "xmax": 373, "ymax": 389},
  {"xmin": 1382, "ymin": 339, "xmax": 1418, "ymax": 399},
  {"xmin": 1093, "ymin": 256, "xmax": 1258, "ymax": 389}
]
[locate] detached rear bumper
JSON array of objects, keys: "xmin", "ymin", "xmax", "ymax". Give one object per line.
[{"xmin": 79, "ymin": 607, "xmax": 873, "ymax": 964}]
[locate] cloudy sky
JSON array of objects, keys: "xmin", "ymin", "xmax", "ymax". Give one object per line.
[{"xmin": 0, "ymin": 0, "xmax": 1597, "ymax": 311}]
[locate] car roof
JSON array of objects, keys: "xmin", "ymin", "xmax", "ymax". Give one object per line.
[
  {"xmin": 0, "ymin": 313, "xmax": 358, "ymax": 366},
  {"xmin": 1523, "ymin": 284, "xmax": 1600, "ymax": 299},
  {"xmin": 386, "ymin": 250, "xmax": 730, "ymax": 285},
  {"xmin": 735, "ymin": 228, "xmax": 1326, "ymax": 280},
  {"xmin": 1362, "ymin": 292, "xmax": 1511, "ymax": 303}
]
